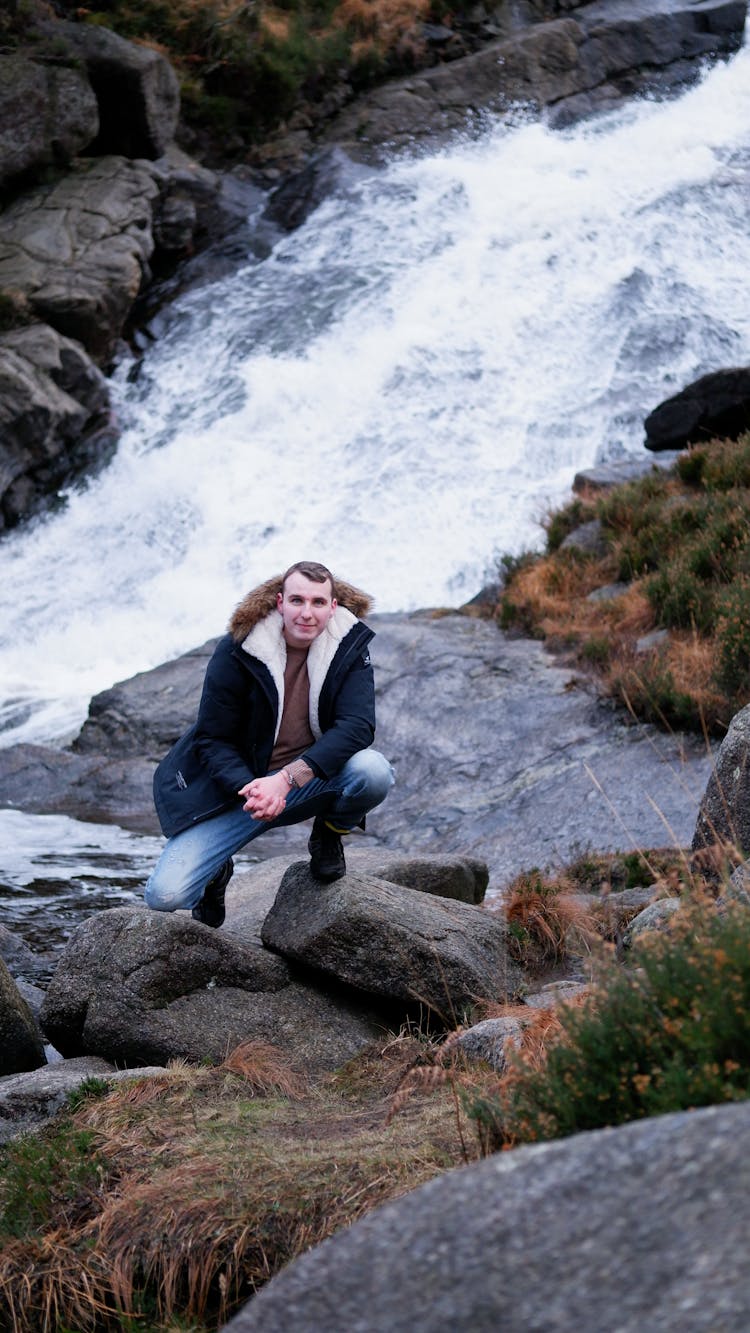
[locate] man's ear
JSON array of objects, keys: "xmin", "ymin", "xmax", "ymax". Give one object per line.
[
  {"xmin": 329, "ymin": 598, "xmax": 337, "ymax": 618},
  {"xmin": 276, "ymin": 591, "xmax": 283, "ymax": 610}
]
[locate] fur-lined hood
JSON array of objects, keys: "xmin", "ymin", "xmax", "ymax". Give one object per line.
[{"xmin": 229, "ymin": 575, "xmax": 372, "ymax": 642}]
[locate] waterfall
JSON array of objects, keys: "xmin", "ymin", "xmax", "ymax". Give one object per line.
[{"xmin": 2, "ymin": 45, "xmax": 750, "ymax": 747}]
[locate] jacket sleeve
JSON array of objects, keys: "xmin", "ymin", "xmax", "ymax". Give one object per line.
[
  {"xmin": 302, "ymin": 652, "xmax": 376, "ymax": 778},
  {"xmin": 192, "ymin": 639, "xmax": 260, "ymax": 795}
]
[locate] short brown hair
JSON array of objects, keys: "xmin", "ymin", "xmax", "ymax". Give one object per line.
[{"xmin": 281, "ymin": 561, "xmax": 337, "ymax": 600}]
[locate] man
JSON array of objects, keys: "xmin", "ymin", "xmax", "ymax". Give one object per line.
[{"xmin": 145, "ymin": 561, "xmax": 394, "ymax": 928}]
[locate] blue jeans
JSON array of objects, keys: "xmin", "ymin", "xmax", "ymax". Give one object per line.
[{"xmin": 144, "ymin": 748, "xmax": 394, "ymax": 912}]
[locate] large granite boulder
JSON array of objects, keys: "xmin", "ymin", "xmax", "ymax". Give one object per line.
[
  {"xmin": 39, "ymin": 906, "xmax": 386, "ymax": 1072},
  {"xmin": 261, "ymin": 864, "xmax": 522, "ymax": 1020},
  {"xmin": 645, "ymin": 366, "xmax": 750, "ymax": 451},
  {"xmin": 0, "ymin": 55, "xmax": 98, "ymax": 193},
  {"xmin": 0, "ymin": 323, "xmax": 112, "ymax": 529},
  {"xmin": 692, "ymin": 703, "xmax": 750, "ymax": 862},
  {"xmin": 0, "ymin": 957, "xmax": 46, "ymax": 1076},
  {"xmin": 323, "ymin": 0, "xmax": 746, "ymax": 159},
  {"xmin": 225, "ymin": 1099, "xmax": 750, "ymax": 1331},
  {"xmin": 0, "ymin": 155, "xmax": 160, "ymax": 361},
  {"xmin": 43, "ymin": 20, "xmax": 180, "ymax": 161}
]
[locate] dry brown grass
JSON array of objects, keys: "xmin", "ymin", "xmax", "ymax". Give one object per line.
[
  {"xmin": 0, "ymin": 1038, "xmax": 473, "ymax": 1332},
  {"xmin": 336, "ymin": 0, "xmax": 430, "ymax": 52}
]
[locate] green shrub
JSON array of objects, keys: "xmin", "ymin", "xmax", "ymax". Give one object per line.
[
  {"xmin": 468, "ymin": 902, "xmax": 750, "ymax": 1148},
  {"xmin": 715, "ymin": 576, "xmax": 750, "ymax": 696}
]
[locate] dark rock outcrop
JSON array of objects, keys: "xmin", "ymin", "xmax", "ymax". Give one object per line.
[
  {"xmin": 645, "ymin": 366, "xmax": 750, "ymax": 451},
  {"xmin": 0, "ymin": 54, "xmax": 98, "ymax": 193},
  {"xmin": 261, "ymin": 863, "xmax": 521, "ymax": 1019},
  {"xmin": 225, "ymin": 1099, "xmax": 750, "ymax": 1332},
  {"xmin": 39, "ymin": 905, "xmax": 386, "ymax": 1071},
  {"xmin": 0, "ymin": 323, "xmax": 113, "ymax": 530},
  {"xmin": 36, "ymin": 20, "xmax": 180, "ymax": 162},
  {"xmin": 0, "ymin": 156, "xmax": 161, "ymax": 362},
  {"xmin": 0, "ymin": 957, "xmax": 46, "ymax": 1076}
]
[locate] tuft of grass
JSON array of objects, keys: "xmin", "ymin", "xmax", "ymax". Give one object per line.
[
  {"xmin": 465, "ymin": 899, "xmax": 750, "ymax": 1150},
  {"xmin": 494, "ymin": 868, "xmax": 600, "ymax": 972}
]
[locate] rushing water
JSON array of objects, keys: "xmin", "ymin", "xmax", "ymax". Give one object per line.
[
  {"xmin": 2, "ymin": 49, "xmax": 750, "ymax": 749},
  {"xmin": 1, "ymin": 48, "xmax": 750, "ymax": 952}
]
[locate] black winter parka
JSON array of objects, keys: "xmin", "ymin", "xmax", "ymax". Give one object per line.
[{"xmin": 153, "ymin": 614, "xmax": 375, "ymax": 838}]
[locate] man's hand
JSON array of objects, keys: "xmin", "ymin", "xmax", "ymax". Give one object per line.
[{"xmin": 239, "ymin": 772, "xmax": 289, "ymax": 821}]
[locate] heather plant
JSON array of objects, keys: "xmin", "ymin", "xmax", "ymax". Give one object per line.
[{"xmin": 468, "ymin": 901, "xmax": 750, "ymax": 1149}]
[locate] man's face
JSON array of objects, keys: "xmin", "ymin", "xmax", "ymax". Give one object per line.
[{"xmin": 277, "ymin": 573, "xmax": 337, "ymax": 648}]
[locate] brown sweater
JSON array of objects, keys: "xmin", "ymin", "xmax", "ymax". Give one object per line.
[{"xmin": 269, "ymin": 646, "xmax": 315, "ymax": 785}]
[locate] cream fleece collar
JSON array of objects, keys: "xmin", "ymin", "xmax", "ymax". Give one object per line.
[{"xmin": 241, "ymin": 605, "xmax": 358, "ymax": 742}]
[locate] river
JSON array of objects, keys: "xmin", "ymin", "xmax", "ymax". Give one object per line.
[{"xmin": 1, "ymin": 45, "xmax": 749, "ymax": 956}]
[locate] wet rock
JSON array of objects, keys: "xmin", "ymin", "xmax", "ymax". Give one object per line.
[
  {"xmin": 74, "ymin": 639, "xmax": 217, "ymax": 758},
  {"xmin": 225, "ymin": 1100, "xmax": 750, "ymax": 1332},
  {"xmin": 0, "ymin": 743, "xmax": 159, "ymax": 834},
  {"xmin": 263, "ymin": 147, "xmax": 370, "ymax": 233},
  {"xmin": 40, "ymin": 905, "xmax": 385, "ymax": 1072},
  {"xmin": 645, "ymin": 366, "xmax": 750, "ymax": 451},
  {"xmin": 0, "ymin": 957, "xmax": 46, "ymax": 1076},
  {"xmin": 322, "ymin": 0, "xmax": 746, "ymax": 160},
  {"xmin": 261, "ymin": 863, "xmax": 522, "ymax": 1020}
]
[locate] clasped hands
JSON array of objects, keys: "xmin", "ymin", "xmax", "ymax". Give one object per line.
[{"xmin": 239, "ymin": 771, "xmax": 289, "ymax": 821}]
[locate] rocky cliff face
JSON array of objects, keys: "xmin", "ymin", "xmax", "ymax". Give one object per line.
[{"xmin": 0, "ymin": 0, "xmax": 745, "ymax": 531}]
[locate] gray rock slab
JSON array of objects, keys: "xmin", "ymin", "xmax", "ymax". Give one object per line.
[
  {"xmin": 0, "ymin": 1057, "xmax": 167, "ymax": 1144},
  {"xmin": 224, "ymin": 1099, "xmax": 750, "ymax": 1333},
  {"xmin": 0, "ymin": 613, "xmax": 715, "ymax": 889},
  {"xmin": 40, "ymin": 906, "xmax": 385, "ymax": 1072},
  {"xmin": 0, "ymin": 743, "xmax": 159, "ymax": 834},
  {"xmin": 573, "ymin": 452, "xmax": 682, "ymax": 492},
  {"xmin": 261, "ymin": 863, "xmax": 522, "ymax": 1020}
]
